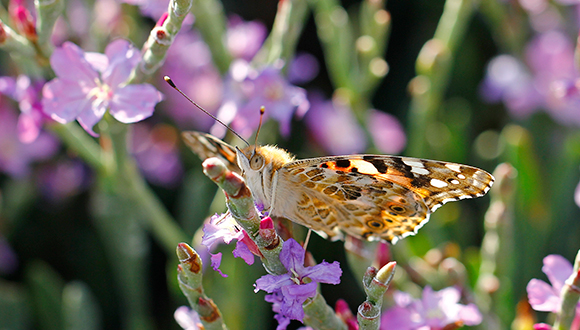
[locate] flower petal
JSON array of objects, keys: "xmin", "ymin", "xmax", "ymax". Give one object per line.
[
  {"xmin": 254, "ymin": 273, "xmax": 293, "ymax": 293},
  {"xmin": 42, "ymin": 79, "xmax": 94, "ymax": 123},
  {"xmin": 50, "ymin": 42, "xmax": 100, "ymax": 83},
  {"xmin": 102, "ymin": 39, "xmax": 140, "ymax": 87},
  {"xmin": 233, "ymin": 240, "xmax": 255, "ymax": 265},
  {"xmin": 380, "ymin": 306, "xmax": 415, "ymax": 330},
  {"xmin": 280, "ymin": 239, "xmax": 306, "ymax": 274},
  {"xmin": 527, "ymin": 278, "xmax": 560, "ymax": 312},
  {"xmin": 302, "ymin": 261, "xmax": 342, "ymax": 285},
  {"xmin": 280, "ymin": 282, "xmax": 317, "ymax": 321},
  {"xmin": 543, "ymin": 254, "xmax": 574, "ymax": 293},
  {"xmin": 210, "ymin": 252, "xmax": 228, "ymax": 277},
  {"xmin": 110, "ymin": 84, "xmax": 162, "ymax": 123},
  {"xmin": 76, "ymin": 98, "xmax": 107, "ymax": 137},
  {"xmin": 458, "ymin": 303, "xmax": 483, "ymax": 326}
]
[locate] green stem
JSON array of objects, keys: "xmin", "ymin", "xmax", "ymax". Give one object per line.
[
  {"xmin": 130, "ymin": 0, "xmax": 193, "ymax": 83},
  {"xmin": 252, "ymin": 0, "xmax": 309, "ymax": 70},
  {"xmin": 358, "ymin": 263, "xmax": 396, "ymax": 330},
  {"xmin": 553, "ymin": 249, "xmax": 580, "ymax": 330},
  {"xmin": 177, "ymin": 243, "xmax": 228, "ymax": 330},
  {"xmin": 35, "ymin": 0, "xmax": 65, "ymax": 55},
  {"xmin": 190, "ymin": 0, "xmax": 231, "ymax": 74},
  {"xmin": 202, "ymin": 157, "xmax": 286, "ymax": 275},
  {"xmin": 476, "ymin": 163, "xmax": 517, "ymax": 328},
  {"xmin": 106, "ymin": 119, "xmax": 189, "ymax": 255},
  {"xmin": 303, "ymin": 293, "xmax": 347, "ymax": 330},
  {"xmin": 47, "ymin": 122, "xmax": 108, "ymax": 175},
  {"xmin": 308, "ymin": 0, "xmax": 354, "ymax": 91},
  {"xmin": 406, "ymin": 0, "xmax": 475, "ymax": 157}
]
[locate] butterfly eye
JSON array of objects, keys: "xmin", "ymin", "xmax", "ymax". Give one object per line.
[{"xmin": 250, "ymin": 154, "xmax": 265, "ymax": 170}]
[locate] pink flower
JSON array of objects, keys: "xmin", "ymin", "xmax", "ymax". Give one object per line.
[
  {"xmin": 130, "ymin": 122, "xmax": 183, "ymax": 187},
  {"xmin": 214, "ymin": 64, "xmax": 309, "ymax": 139},
  {"xmin": 160, "ymin": 30, "xmax": 223, "ymax": 131},
  {"xmin": 527, "ymin": 254, "xmax": 580, "ymax": 313},
  {"xmin": 42, "ymin": 40, "xmax": 163, "ymax": 136},
  {"xmin": 0, "ymin": 106, "xmax": 58, "ymax": 177},
  {"xmin": 37, "ymin": 159, "xmax": 91, "ymax": 202},
  {"xmin": 227, "ymin": 15, "xmax": 267, "ymax": 61},
  {"xmin": 381, "ymin": 286, "xmax": 482, "ymax": 330},
  {"xmin": 201, "ymin": 213, "xmax": 259, "ymax": 277},
  {"xmin": 0, "ymin": 75, "xmax": 49, "ymax": 143},
  {"xmin": 304, "ymin": 92, "xmax": 366, "ymax": 155},
  {"xmin": 367, "ymin": 109, "xmax": 406, "ymax": 155}
]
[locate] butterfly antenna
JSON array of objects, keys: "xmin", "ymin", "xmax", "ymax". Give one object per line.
[
  {"xmin": 254, "ymin": 106, "xmax": 265, "ymax": 150},
  {"xmin": 164, "ymin": 76, "xmax": 250, "ymax": 147}
]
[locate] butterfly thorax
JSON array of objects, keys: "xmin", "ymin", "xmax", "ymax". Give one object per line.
[{"xmin": 236, "ymin": 145, "xmax": 295, "ymax": 210}]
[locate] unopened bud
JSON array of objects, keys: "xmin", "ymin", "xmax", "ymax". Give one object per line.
[
  {"xmin": 176, "ymin": 243, "xmax": 202, "ymax": 274},
  {"xmin": 335, "ymin": 299, "xmax": 357, "ymax": 330},
  {"xmin": 259, "ymin": 216, "xmax": 277, "ymax": 245},
  {"xmin": 13, "ymin": 6, "xmax": 37, "ymax": 41},
  {"xmin": 0, "ymin": 22, "xmax": 6, "ymax": 44}
]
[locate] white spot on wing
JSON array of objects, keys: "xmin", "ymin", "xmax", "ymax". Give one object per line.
[
  {"xmin": 430, "ymin": 179, "xmax": 448, "ymax": 188},
  {"xmin": 446, "ymin": 164, "xmax": 462, "ymax": 172},
  {"xmin": 450, "ymin": 179, "xmax": 460, "ymax": 185},
  {"xmin": 403, "ymin": 158, "xmax": 425, "ymax": 168},
  {"xmin": 457, "ymin": 174, "xmax": 466, "ymax": 179},
  {"xmin": 412, "ymin": 167, "xmax": 430, "ymax": 175}
]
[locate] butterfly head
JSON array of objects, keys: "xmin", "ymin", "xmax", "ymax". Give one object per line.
[{"xmin": 236, "ymin": 145, "xmax": 295, "ymax": 209}]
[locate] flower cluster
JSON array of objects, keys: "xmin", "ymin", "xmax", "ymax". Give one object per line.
[
  {"xmin": 381, "ymin": 286, "xmax": 482, "ymax": 330},
  {"xmin": 254, "ymin": 239, "xmax": 342, "ymax": 329}
]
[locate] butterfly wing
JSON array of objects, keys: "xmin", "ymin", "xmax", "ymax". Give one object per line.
[
  {"xmin": 272, "ymin": 155, "xmax": 494, "ymax": 243},
  {"xmin": 182, "ymin": 131, "xmax": 242, "ymax": 174}
]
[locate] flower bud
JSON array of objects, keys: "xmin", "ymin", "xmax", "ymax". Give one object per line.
[
  {"xmin": 0, "ymin": 22, "xmax": 7, "ymax": 44},
  {"xmin": 12, "ymin": 5, "xmax": 37, "ymax": 41}
]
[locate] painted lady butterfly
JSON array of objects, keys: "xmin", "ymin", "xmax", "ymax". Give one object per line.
[{"xmin": 183, "ymin": 131, "xmax": 494, "ymax": 244}]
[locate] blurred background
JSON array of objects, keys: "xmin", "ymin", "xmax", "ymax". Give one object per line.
[{"xmin": 1, "ymin": 0, "xmax": 580, "ymax": 329}]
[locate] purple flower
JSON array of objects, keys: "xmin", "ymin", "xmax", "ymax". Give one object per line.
[
  {"xmin": 201, "ymin": 213, "xmax": 258, "ymax": 277},
  {"xmin": 367, "ymin": 109, "xmax": 406, "ymax": 154},
  {"xmin": 480, "ymin": 54, "xmax": 542, "ymax": 118},
  {"xmin": 174, "ymin": 306, "xmax": 202, "ymax": 330},
  {"xmin": 527, "ymin": 254, "xmax": 580, "ymax": 313},
  {"xmin": 160, "ymin": 30, "xmax": 223, "ymax": 131},
  {"xmin": 42, "ymin": 40, "xmax": 163, "ymax": 136},
  {"xmin": 130, "ymin": 122, "xmax": 183, "ymax": 187},
  {"xmin": 304, "ymin": 92, "xmax": 366, "ymax": 155},
  {"xmin": 227, "ymin": 15, "xmax": 267, "ymax": 61},
  {"xmin": 0, "ymin": 105, "xmax": 58, "ymax": 177},
  {"xmin": 37, "ymin": 158, "xmax": 91, "ymax": 202},
  {"xmin": 287, "ymin": 52, "xmax": 320, "ymax": 85},
  {"xmin": 481, "ymin": 31, "xmax": 580, "ymax": 126},
  {"xmin": 254, "ymin": 239, "xmax": 342, "ymax": 326},
  {"xmin": 381, "ymin": 286, "xmax": 482, "ymax": 330},
  {"xmin": 213, "ymin": 64, "xmax": 309, "ymax": 139},
  {"xmin": 0, "ymin": 75, "xmax": 48, "ymax": 143}
]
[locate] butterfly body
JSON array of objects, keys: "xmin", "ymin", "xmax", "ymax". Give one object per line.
[{"xmin": 183, "ymin": 131, "xmax": 494, "ymax": 244}]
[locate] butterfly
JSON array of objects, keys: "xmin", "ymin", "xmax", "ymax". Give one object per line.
[{"xmin": 183, "ymin": 131, "xmax": 494, "ymax": 244}]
